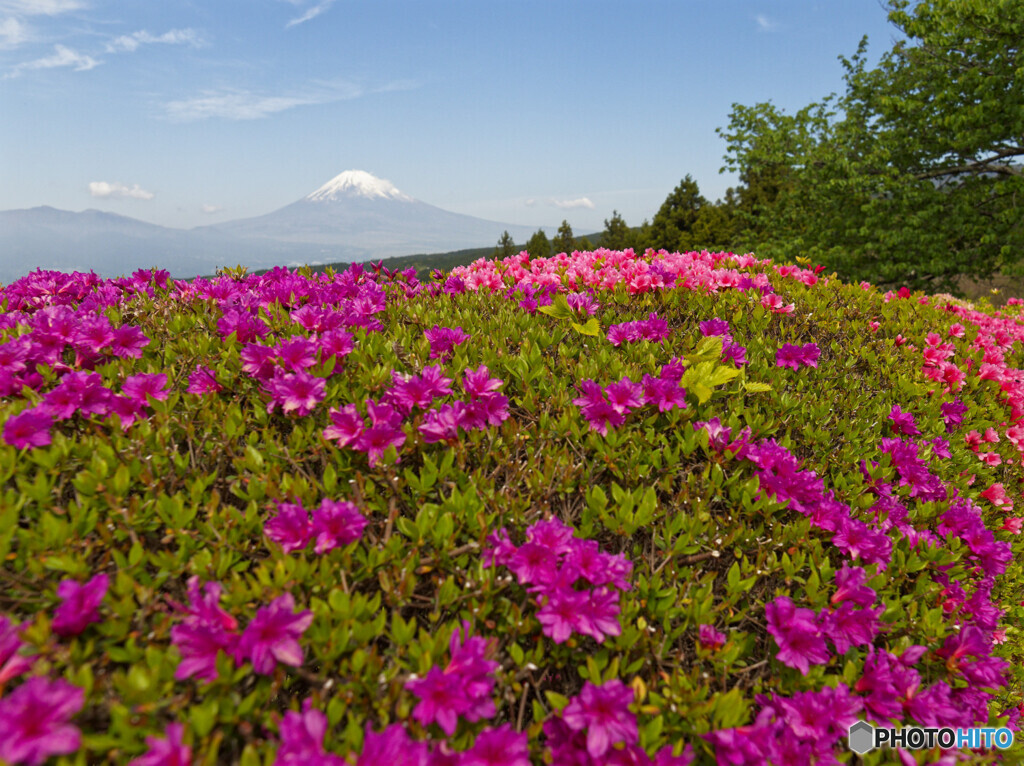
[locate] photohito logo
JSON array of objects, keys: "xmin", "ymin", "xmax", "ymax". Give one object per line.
[{"xmin": 848, "ymin": 721, "xmax": 1015, "ymax": 753}]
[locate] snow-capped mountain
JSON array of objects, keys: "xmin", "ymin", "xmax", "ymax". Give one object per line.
[
  {"xmin": 201, "ymin": 170, "xmax": 539, "ymax": 254},
  {"xmin": 0, "ymin": 171, "xmax": 547, "ymax": 283},
  {"xmin": 305, "ymin": 170, "xmax": 415, "ymax": 202}
]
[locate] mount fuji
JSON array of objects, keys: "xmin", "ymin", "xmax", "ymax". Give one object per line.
[
  {"xmin": 200, "ymin": 170, "xmax": 540, "ymax": 255},
  {"xmin": 0, "ymin": 171, "xmax": 546, "ymax": 283}
]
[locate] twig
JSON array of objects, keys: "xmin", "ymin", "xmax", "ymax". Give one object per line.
[{"xmin": 517, "ymin": 682, "xmax": 530, "ymax": 732}]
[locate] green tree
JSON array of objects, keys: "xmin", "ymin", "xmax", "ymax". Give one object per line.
[
  {"xmin": 648, "ymin": 175, "xmax": 707, "ymax": 252},
  {"xmin": 602, "ymin": 210, "xmax": 631, "ymax": 251},
  {"xmin": 552, "ymin": 220, "xmax": 575, "ymax": 255},
  {"xmin": 719, "ymin": 0, "xmax": 1024, "ymax": 292},
  {"xmin": 493, "ymin": 230, "xmax": 517, "ymax": 260},
  {"xmin": 526, "ymin": 228, "xmax": 552, "ymax": 260},
  {"xmin": 577, "ymin": 235, "xmax": 595, "ymax": 252}
]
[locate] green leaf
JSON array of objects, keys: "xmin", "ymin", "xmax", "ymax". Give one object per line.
[{"xmin": 571, "ymin": 317, "xmax": 600, "ymax": 336}]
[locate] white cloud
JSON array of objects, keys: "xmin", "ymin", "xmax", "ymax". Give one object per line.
[
  {"xmin": 0, "ymin": 15, "xmax": 29, "ymax": 47},
  {"xmin": 201, "ymin": 204, "xmax": 223, "ymax": 214},
  {"xmin": 162, "ymin": 81, "xmax": 369, "ymax": 121},
  {"xmin": 524, "ymin": 198, "xmax": 537, "ymax": 207},
  {"xmin": 106, "ymin": 28, "xmax": 202, "ymax": 54},
  {"xmin": 286, "ymin": 0, "xmax": 335, "ymax": 28},
  {"xmin": 0, "ymin": 0, "xmax": 83, "ymax": 15},
  {"xmin": 6, "ymin": 42, "xmax": 98, "ymax": 76},
  {"xmin": 550, "ymin": 197, "xmax": 595, "ymax": 210},
  {"xmin": 755, "ymin": 14, "xmax": 778, "ymax": 31},
  {"xmin": 88, "ymin": 181, "xmax": 154, "ymax": 200}
]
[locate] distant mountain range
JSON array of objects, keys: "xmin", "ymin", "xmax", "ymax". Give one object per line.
[{"xmin": 0, "ymin": 171, "xmax": 545, "ymax": 283}]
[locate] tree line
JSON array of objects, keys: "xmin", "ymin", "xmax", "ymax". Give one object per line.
[{"xmin": 501, "ymin": 0, "xmax": 1023, "ymax": 293}]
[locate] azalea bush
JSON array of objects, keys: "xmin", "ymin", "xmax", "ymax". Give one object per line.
[{"xmin": 0, "ymin": 248, "xmax": 1022, "ymax": 765}]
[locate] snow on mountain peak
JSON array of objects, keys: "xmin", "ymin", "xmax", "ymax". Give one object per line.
[{"xmin": 305, "ymin": 170, "xmax": 414, "ymax": 202}]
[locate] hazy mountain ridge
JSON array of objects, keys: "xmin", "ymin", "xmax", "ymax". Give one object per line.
[{"xmin": 0, "ymin": 171, "xmax": 546, "ymax": 284}]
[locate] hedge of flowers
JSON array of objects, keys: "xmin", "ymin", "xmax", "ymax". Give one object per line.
[{"xmin": 0, "ymin": 246, "xmax": 1022, "ymax": 764}]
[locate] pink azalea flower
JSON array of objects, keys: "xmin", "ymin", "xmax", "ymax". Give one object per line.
[
  {"xmin": 127, "ymin": 723, "xmax": 192, "ymax": 766},
  {"xmin": 236, "ymin": 593, "xmax": 313, "ymax": 675},
  {"xmin": 2, "ymin": 407, "xmax": 53, "ymax": 449},
  {"xmin": 52, "ymin": 573, "xmax": 109, "ymax": 637},
  {"xmin": 1000, "ymin": 517, "xmax": 1023, "ymax": 534},
  {"xmin": 0, "ymin": 677, "xmax": 84, "ymax": 766}
]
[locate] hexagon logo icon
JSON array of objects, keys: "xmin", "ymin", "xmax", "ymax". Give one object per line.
[{"xmin": 848, "ymin": 721, "xmax": 875, "ymax": 754}]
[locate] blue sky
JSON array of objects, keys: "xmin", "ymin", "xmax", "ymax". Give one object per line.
[{"xmin": 0, "ymin": 1, "xmax": 901, "ymax": 235}]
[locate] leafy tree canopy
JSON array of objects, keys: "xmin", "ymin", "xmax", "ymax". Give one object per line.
[
  {"xmin": 526, "ymin": 228, "xmax": 552, "ymax": 260},
  {"xmin": 719, "ymin": 0, "xmax": 1024, "ymax": 292},
  {"xmin": 553, "ymin": 220, "xmax": 575, "ymax": 255}
]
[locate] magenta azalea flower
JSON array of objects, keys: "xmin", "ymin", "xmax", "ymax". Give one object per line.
[
  {"xmin": 127, "ymin": 723, "xmax": 192, "ymax": 766},
  {"xmin": 0, "ymin": 677, "xmax": 84, "ymax": 766},
  {"xmin": 764, "ymin": 596, "xmax": 830, "ymax": 675},
  {"xmin": 275, "ymin": 700, "xmax": 344, "ymax": 766},
  {"xmin": 265, "ymin": 370, "xmax": 326, "ymax": 416},
  {"xmin": 356, "ymin": 723, "xmax": 430, "ymax": 766},
  {"xmin": 775, "ymin": 342, "xmax": 820, "ymax": 371},
  {"xmin": 887, "ymin": 404, "xmax": 921, "ymax": 436},
  {"xmin": 121, "ymin": 373, "xmax": 169, "ymax": 404},
  {"xmin": 424, "ymin": 325, "xmax": 470, "ymax": 360},
  {"xmin": 0, "ymin": 616, "xmax": 34, "ymax": 685},
  {"xmin": 386, "ymin": 365, "xmax": 453, "ymax": 414},
  {"xmin": 562, "ymin": 680, "xmax": 638, "ymax": 759},
  {"xmin": 698, "ymin": 624, "xmax": 727, "ymax": 651},
  {"xmin": 310, "ymin": 499, "xmax": 367, "ymax": 554},
  {"xmin": 170, "ymin": 577, "xmax": 239, "ymax": 682},
  {"xmin": 240, "ymin": 342, "xmax": 277, "ymax": 380},
  {"xmin": 52, "ymin": 572, "xmax": 109, "ymax": 637},
  {"xmin": 3, "ymin": 407, "xmax": 53, "ymax": 449},
  {"xmin": 419, "ymin": 402, "xmax": 467, "ymax": 444},
  {"xmin": 323, "ymin": 404, "xmax": 364, "ymax": 447},
  {"xmin": 353, "ymin": 424, "xmax": 406, "ymax": 467},
  {"xmin": 462, "ymin": 724, "xmax": 531, "ymax": 766},
  {"xmin": 236, "ymin": 593, "xmax": 313, "ymax": 675},
  {"xmin": 186, "ymin": 365, "xmax": 222, "ymax": 395},
  {"xmin": 406, "ymin": 623, "xmax": 498, "ymax": 736},
  {"xmin": 108, "ymin": 324, "xmax": 150, "ymax": 359},
  {"xmin": 274, "ymin": 336, "xmax": 318, "ymax": 372},
  {"xmin": 265, "ymin": 502, "xmax": 313, "ymax": 553}
]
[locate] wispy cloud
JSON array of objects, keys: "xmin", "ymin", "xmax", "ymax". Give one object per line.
[
  {"xmin": 285, "ymin": 0, "xmax": 336, "ymax": 28},
  {"xmin": 162, "ymin": 80, "xmax": 410, "ymax": 122},
  {"xmin": 755, "ymin": 14, "xmax": 778, "ymax": 32},
  {"xmin": 551, "ymin": 197, "xmax": 595, "ymax": 210},
  {"xmin": 5, "ymin": 42, "xmax": 98, "ymax": 76},
  {"xmin": 0, "ymin": 15, "xmax": 29, "ymax": 47},
  {"xmin": 201, "ymin": 204, "xmax": 223, "ymax": 214},
  {"xmin": 89, "ymin": 181, "xmax": 154, "ymax": 200},
  {"xmin": 105, "ymin": 28, "xmax": 202, "ymax": 54},
  {"xmin": 0, "ymin": 0, "xmax": 84, "ymax": 15}
]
